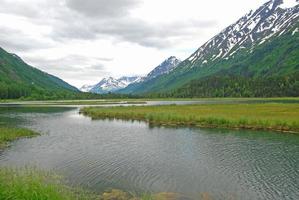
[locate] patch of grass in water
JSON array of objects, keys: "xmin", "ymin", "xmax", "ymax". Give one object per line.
[
  {"xmin": 80, "ymin": 103, "xmax": 299, "ymax": 133},
  {"xmin": 0, "ymin": 127, "xmax": 39, "ymax": 148},
  {"xmin": 0, "ymin": 167, "xmax": 98, "ymax": 200}
]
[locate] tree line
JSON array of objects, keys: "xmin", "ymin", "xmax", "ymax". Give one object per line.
[
  {"xmin": 0, "ymin": 82, "xmax": 140, "ymax": 100},
  {"xmin": 148, "ymin": 72, "xmax": 299, "ymax": 98}
]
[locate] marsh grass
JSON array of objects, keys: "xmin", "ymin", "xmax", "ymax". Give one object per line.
[
  {"xmin": 0, "ymin": 127, "xmax": 39, "ymax": 148},
  {"xmin": 81, "ymin": 103, "xmax": 299, "ymax": 133}
]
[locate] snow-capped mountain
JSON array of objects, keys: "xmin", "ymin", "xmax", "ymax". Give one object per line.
[
  {"xmin": 81, "ymin": 76, "xmax": 142, "ymax": 94},
  {"xmin": 187, "ymin": 0, "xmax": 299, "ymax": 67},
  {"xmin": 119, "ymin": 0, "xmax": 299, "ymax": 94},
  {"xmin": 145, "ymin": 56, "xmax": 181, "ymax": 80},
  {"xmin": 118, "ymin": 76, "xmax": 143, "ymax": 85},
  {"xmin": 80, "ymin": 84, "xmax": 94, "ymax": 92},
  {"xmin": 118, "ymin": 56, "xmax": 182, "ymax": 93},
  {"xmin": 81, "ymin": 56, "xmax": 181, "ymax": 94}
]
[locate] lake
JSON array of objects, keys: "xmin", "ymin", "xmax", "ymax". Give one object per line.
[{"xmin": 0, "ymin": 105, "xmax": 298, "ymax": 200}]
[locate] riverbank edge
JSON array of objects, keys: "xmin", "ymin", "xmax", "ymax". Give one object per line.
[{"xmin": 80, "ymin": 105, "xmax": 299, "ymax": 134}]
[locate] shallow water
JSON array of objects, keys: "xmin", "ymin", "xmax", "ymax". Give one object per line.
[{"xmin": 0, "ymin": 106, "xmax": 298, "ymax": 200}]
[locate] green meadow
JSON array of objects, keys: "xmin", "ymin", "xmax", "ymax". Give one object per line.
[{"xmin": 81, "ymin": 103, "xmax": 299, "ymax": 133}]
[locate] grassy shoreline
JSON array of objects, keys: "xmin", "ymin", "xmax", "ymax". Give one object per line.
[
  {"xmin": 80, "ymin": 103, "xmax": 299, "ymax": 133},
  {"xmin": 0, "ymin": 167, "xmax": 99, "ymax": 200},
  {"xmin": 0, "ymin": 127, "xmax": 39, "ymax": 148}
]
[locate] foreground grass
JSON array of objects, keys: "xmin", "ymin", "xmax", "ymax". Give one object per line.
[
  {"xmin": 81, "ymin": 103, "xmax": 299, "ymax": 133},
  {"xmin": 0, "ymin": 167, "xmax": 98, "ymax": 200},
  {"xmin": 0, "ymin": 127, "xmax": 39, "ymax": 148}
]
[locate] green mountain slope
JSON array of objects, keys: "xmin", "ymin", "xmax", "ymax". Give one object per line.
[{"xmin": 0, "ymin": 47, "xmax": 78, "ymax": 99}]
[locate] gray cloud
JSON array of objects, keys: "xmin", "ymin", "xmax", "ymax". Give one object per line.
[
  {"xmin": 0, "ymin": 27, "xmax": 53, "ymax": 51},
  {"xmin": 51, "ymin": 16, "xmax": 216, "ymax": 48},
  {"xmin": 88, "ymin": 64, "xmax": 106, "ymax": 70},
  {"xmin": 0, "ymin": 0, "xmax": 217, "ymax": 49},
  {"xmin": 24, "ymin": 54, "xmax": 110, "ymax": 85},
  {"xmin": 66, "ymin": 0, "xmax": 140, "ymax": 18},
  {"xmin": 0, "ymin": 0, "xmax": 42, "ymax": 18},
  {"xmin": 25, "ymin": 54, "xmax": 111, "ymax": 70}
]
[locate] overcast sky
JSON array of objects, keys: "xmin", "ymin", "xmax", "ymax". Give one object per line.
[{"xmin": 0, "ymin": 0, "xmax": 269, "ymax": 87}]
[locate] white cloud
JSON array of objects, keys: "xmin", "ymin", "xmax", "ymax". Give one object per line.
[{"xmin": 0, "ymin": 0, "xmax": 267, "ymax": 87}]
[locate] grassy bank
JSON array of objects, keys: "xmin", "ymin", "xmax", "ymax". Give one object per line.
[
  {"xmin": 0, "ymin": 167, "xmax": 98, "ymax": 200},
  {"xmin": 81, "ymin": 103, "xmax": 299, "ymax": 133},
  {"xmin": 0, "ymin": 127, "xmax": 39, "ymax": 148}
]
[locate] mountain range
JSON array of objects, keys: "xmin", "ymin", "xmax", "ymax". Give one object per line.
[
  {"xmin": 81, "ymin": 56, "xmax": 181, "ymax": 94},
  {"xmin": 81, "ymin": 0, "xmax": 298, "ymax": 97},
  {"xmin": 81, "ymin": 76, "xmax": 141, "ymax": 94},
  {"xmin": 1, "ymin": 0, "xmax": 298, "ymax": 99},
  {"xmin": 120, "ymin": 0, "xmax": 299, "ymax": 96}
]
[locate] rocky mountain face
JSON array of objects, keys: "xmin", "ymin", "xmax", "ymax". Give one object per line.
[
  {"xmin": 119, "ymin": 56, "xmax": 181, "ymax": 93},
  {"xmin": 145, "ymin": 56, "xmax": 181, "ymax": 80}
]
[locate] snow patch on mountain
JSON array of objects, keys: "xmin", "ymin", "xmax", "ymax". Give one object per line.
[
  {"xmin": 145, "ymin": 56, "xmax": 181, "ymax": 80},
  {"xmin": 81, "ymin": 76, "xmax": 142, "ymax": 94},
  {"xmin": 80, "ymin": 84, "xmax": 94, "ymax": 92},
  {"xmin": 187, "ymin": 0, "xmax": 299, "ymax": 67}
]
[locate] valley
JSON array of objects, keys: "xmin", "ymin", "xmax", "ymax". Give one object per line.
[{"xmin": 0, "ymin": 0, "xmax": 298, "ymax": 200}]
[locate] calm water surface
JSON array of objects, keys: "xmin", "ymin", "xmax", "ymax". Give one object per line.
[{"xmin": 0, "ymin": 106, "xmax": 298, "ymax": 200}]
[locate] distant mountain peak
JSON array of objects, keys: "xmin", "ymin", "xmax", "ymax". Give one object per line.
[
  {"xmin": 145, "ymin": 56, "xmax": 181, "ymax": 80},
  {"xmin": 80, "ymin": 84, "xmax": 94, "ymax": 92},
  {"xmin": 80, "ymin": 76, "xmax": 142, "ymax": 94}
]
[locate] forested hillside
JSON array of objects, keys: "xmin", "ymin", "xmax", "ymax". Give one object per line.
[{"xmin": 0, "ymin": 47, "xmax": 79, "ymax": 99}]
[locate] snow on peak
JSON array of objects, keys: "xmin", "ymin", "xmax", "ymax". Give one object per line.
[
  {"xmin": 80, "ymin": 84, "xmax": 94, "ymax": 92},
  {"xmin": 82, "ymin": 76, "xmax": 142, "ymax": 94},
  {"xmin": 279, "ymin": 0, "xmax": 298, "ymax": 9},
  {"xmin": 146, "ymin": 56, "xmax": 181, "ymax": 80},
  {"xmin": 187, "ymin": 0, "xmax": 298, "ymax": 65}
]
